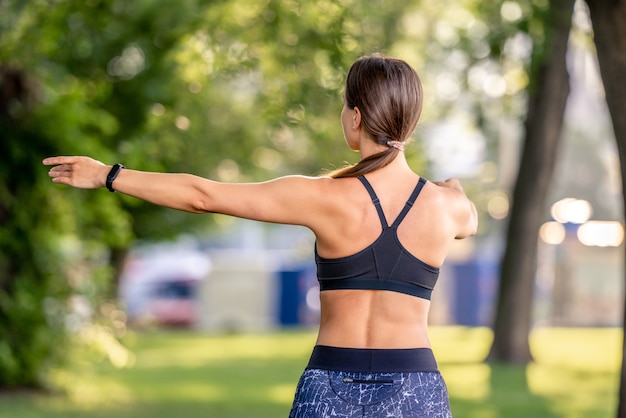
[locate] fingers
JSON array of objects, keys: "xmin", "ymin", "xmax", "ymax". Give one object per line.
[
  {"xmin": 45, "ymin": 158, "xmax": 74, "ymax": 180},
  {"xmin": 42, "ymin": 156, "xmax": 77, "ymax": 166},
  {"xmin": 47, "ymin": 164, "xmax": 73, "ymax": 184},
  {"xmin": 433, "ymin": 179, "xmax": 454, "ymax": 187},
  {"xmin": 42, "ymin": 156, "xmax": 107, "ymax": 189},
  {"xmin": 48, "ymin": 164, "xmax": 72, "ymax": 176},
  {"xmin": 434, "ymin": 178, "xmax": 464, "ymax": 192}
]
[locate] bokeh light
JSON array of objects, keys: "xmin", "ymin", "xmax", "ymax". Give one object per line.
[
  {"xmin": 500, "ymin": 1, "xmax": 523, "ymax": 22},
  {"xmin": 550, "ymin": 198, "xmax": 592, "ymax": 224},
  {"xmin": 539, "ymin": 221, "xmax": 566, "ymax": 245},
  {"xmin": 577, "ymin": 221, "xmax": 624, "ymax": 247},
  {"xmin": 175, "ymin": 115, "xmax": 191, "ymax": 130},
  {"xmin": 487, "ymin": 193, "xmax": 510, "ymax": 220}
]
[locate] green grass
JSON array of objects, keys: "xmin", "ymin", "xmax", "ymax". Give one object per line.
[
  {"xmin": 0, "ymin": 327, "xmax": 619, "ymax": 418},
  {"xmin": 432, "ymin": 327, "xmax": 620, "ymax": 418}
]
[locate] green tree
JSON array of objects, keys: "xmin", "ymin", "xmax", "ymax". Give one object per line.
[
  {"xmin": 0, "ymin": 0, "xmax": 420, "ymax": 389},
  {"xmin": 488, "ymin": 0, "xmax": 576, "ymax": 363},
  {"xmin": 583, "ymin": 1, "xmax": 626, "ymax": 416}
]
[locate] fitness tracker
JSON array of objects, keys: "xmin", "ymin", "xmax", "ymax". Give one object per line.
[{"xmin": 106, "ymin": 163, "xmax": 125, "ymax": 192}]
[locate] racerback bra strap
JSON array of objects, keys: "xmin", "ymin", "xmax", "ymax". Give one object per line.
[
  {"xmin": 357, "ymin": 176, "xmax": 388, "ymax": 227},
  {"xmin": 391, "ymin": 177, "xmax": 426, "ymax": 228},
  {"xmin": 357, "ymin": 176, "xmax": 426, "ymax": 229}
]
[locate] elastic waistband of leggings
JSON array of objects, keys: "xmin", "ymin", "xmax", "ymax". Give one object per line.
[{"xmin": 306, "ymin": 345, "xmax": 439, "ymax": 373}]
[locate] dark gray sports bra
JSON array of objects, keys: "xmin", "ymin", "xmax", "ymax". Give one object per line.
[{"xmin": 315, "ymin": 176, "xmax": 439, "ymax": 300}]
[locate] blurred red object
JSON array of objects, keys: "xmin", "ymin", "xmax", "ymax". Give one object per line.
[{"xmin": 147, "ymin": 279, "xmax": 198, "ymax": 327}]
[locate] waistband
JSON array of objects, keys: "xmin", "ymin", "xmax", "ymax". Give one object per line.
[{"xmin": 306, "ymin": 345, "xmax": 439, "ymax": 373}]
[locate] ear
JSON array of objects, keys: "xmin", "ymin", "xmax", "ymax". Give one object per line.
[{"xmin": 352, "ymin": 106, "xmax": 362, "ymax": 130}]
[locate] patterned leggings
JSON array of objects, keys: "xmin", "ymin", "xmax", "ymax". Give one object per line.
[{"xmin": 289, "ymin": 346, "xmax": 452, "ymax": 418}]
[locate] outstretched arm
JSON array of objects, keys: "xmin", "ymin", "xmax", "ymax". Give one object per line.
[{"xmin": 43, "ymin": 156, "xmax": 329, "ymax": 227}]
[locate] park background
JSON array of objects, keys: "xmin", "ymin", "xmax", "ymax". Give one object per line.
[{"xmin": 1, "ymin": 0, "xmax": 624, "ymax": 417}]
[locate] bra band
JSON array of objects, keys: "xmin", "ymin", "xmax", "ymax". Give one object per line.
[{"xmin": 318, "ymin": 278, "xmax": 433, "ymax": 299}]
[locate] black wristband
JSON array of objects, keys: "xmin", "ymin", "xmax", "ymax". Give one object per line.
[{"xmin": 106, "ymin": 163, "xmax": 125, "ymax": 192}]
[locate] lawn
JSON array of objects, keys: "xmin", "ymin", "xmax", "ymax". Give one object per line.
[{"xmin": 0, "ymin": 327, "xmax": 619, "ymax": 418}]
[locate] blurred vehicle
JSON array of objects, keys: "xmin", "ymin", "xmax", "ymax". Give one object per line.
[
  {"xmin": 119, "ymin": 243, "xmax": 211, "ymax": 328},
  {"xmin": 148, "ymin": 278, "xmax": 199, "ymax": 327}
]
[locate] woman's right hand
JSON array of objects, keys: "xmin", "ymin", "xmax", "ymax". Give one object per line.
[
  {"xmin": 43, "ymin": 156, "xmax": 110, "ymax": 190},
  {"xmin": 433, "ymin": 178, "xmax": 464, "ymax": 192}
]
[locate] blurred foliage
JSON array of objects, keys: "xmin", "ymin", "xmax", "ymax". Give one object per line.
[
  {"xmin": 386, "ymin": 0, "xmax": 552, "ymax": 237},
  {"xmin": 389, "ymin": 0, "xmax": 601, "ymax": 236},
  {"xmin": 0, "ymin": 0, "xmax": 421, "ymax": 388}
]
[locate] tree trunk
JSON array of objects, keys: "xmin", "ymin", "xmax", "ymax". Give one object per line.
[
  {"xmin": 109, "ymin": 247, "xmax": 130, "ymax": 300},
  {"xmin": 584, "ymin": 1, "xmax": 626, "ymax": 416},
  {"xmin": 488, "ymin": 0, "xmax": 575, "ymax": 364}
]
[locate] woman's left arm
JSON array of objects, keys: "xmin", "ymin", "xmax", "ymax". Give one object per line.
[{"xmin": 43, "ymin": 156, "xmax": 330, "ymax": 227}]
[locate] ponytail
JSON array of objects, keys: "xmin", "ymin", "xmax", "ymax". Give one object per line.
[{"xmin": 329, "ymin": 148, "xmax": 400, "ymax": 179}]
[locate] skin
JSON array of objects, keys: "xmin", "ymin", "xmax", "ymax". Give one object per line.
[{"xmin": 43, "ymin": 102, "xmax": 477, "ymax": 350}]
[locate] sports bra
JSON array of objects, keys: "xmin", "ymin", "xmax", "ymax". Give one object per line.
[{"xmin": 315, "ymin": 176, "xmax": 440, "ymax": 300}]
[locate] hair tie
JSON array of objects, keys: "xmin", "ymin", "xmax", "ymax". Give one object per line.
[{"xmin": 386, "ymin": 140, "xmax": 405, "ymax": 151}]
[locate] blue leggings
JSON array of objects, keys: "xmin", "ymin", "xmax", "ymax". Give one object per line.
[{"xmin": 289, "ymin": 346, "xmax": 452, "ymax": 418}]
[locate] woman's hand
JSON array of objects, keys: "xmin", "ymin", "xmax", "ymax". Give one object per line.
[
  {"xmin": 43, "ymin": 156, "xmax": 110, "ymax": 189},
  {"xmin": 433, "ymin": 178, "xmax": 464, "ymax": 192}
]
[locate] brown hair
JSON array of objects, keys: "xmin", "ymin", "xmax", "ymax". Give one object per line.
[{"xmin": 330, "ymin": 54, "xmax": 423, "ymax": 179}]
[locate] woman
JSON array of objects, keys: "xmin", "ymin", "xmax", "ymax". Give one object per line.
[{"xmin": 44, "ymin": 54, "xmax": 477, "ymax": 417}]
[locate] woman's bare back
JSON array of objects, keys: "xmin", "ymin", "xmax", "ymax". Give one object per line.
[{"xmin": 312, "ymin": 166, "xmax": 465, "ymax": 349}]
